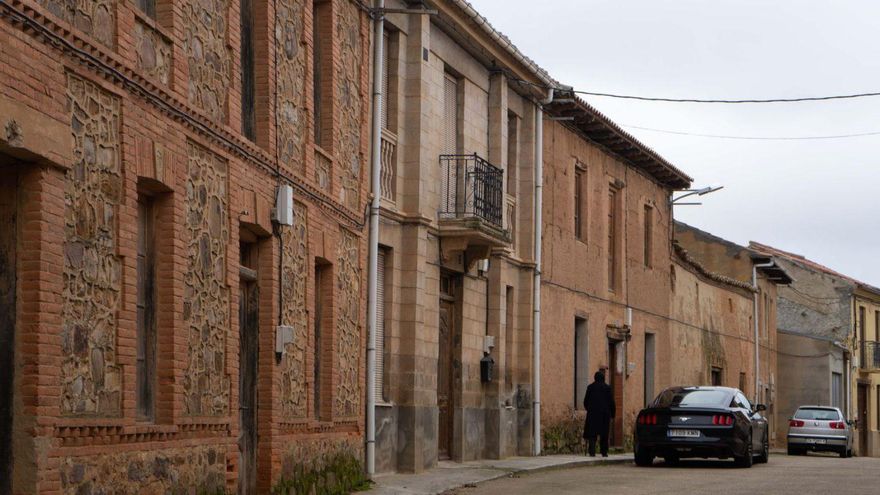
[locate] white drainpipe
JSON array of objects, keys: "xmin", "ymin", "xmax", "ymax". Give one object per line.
[
  {"xmin": 532, "ymin": 88, "xmax": 553, "ymax": 455},
  {"xmin": 752, "ymin": 261, "xmax": 773, "ymax": 404},
  {"xmin": 365, "ymin": 0, "xmax": 384, "ymax": 477}
]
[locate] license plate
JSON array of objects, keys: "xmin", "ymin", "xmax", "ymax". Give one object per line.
[
  {"xmin": 808, "ymin": 438, "xmax": 827, "ymax": 444},
  {"xmin": 668, "ymin": 429, "xmax": 700, "ymax": 438}
]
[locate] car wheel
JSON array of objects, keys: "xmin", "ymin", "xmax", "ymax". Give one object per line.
[
  {"xmin": 735, "ymin": 435, "xmax": 754, "ymax": 468},
  {"xmin": 755, "ymin": 432, "xmax": 769, "ymax": 464},
  {"xmin": 634, "ymin": 446, "xmax": 653, "ymax": 467},
  {"xmin": 786, "ymin": 445, "xmax": 798, "ymax": 456},
  {"xmin": 838, "ymin": 448, "xmax": 848, "ymax": 458}
]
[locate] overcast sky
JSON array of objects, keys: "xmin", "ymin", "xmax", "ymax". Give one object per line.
[{"xmin": 471, "ymin": 0, "xmax": 880, "ymax": 286}]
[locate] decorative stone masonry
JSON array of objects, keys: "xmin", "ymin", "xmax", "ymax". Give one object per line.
[
  {"xmin": 279, "ymin": 204, "xmax": 309, "ymax": 420},
  {"xmin": 38, "ymin": 0, "xmax": 115, "ymax": 48},
  {"xmin": 183, "ymin": 141, "xmax": 230, "ymax": 416},
  {"xmin": 61, "ymin": 73, "xmax": 123, "ymax": 416},
  {"xmin": 280, "ymin": 436, "xmax": 362, "ymax": 476},
  {"xmin": 60, "ymin": 446, "xmax": 226, "ymax": 494},
  {"xmin": 276, "ymin": 0, "xmax": 308, "ymax": 169},
  {"xmin": 134, "ymin": 19, "xmax": 172, "ymax": 86},
  {"xmin": 335, "ymin": 0, "xmax": 363, "ymax": 211},
  {"xmin": 335, "ymin": 229, "xmax": 361, "ymax": 418},
  {"xmin": 183, "ymin": 0, "xmax": 231, "ymax": 122}
]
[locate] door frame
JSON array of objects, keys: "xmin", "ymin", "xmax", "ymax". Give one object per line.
[
  {"xmin": 607, "ymin": 337, "xmax": 624, "ymax": 447},
  {"xmin": 238, "ymin": 238, "xmax": 260, "ymax": 495},
  {"xmin": 0, "ymin": 167, "xmax": 18, "ymax": 495},
  {"xmin": 858, "ymin": 383, "xmax": 869, "ymax": 455},
  {"xmin": 437, "ymin": 271, "xmax": 460, "ymax": 460}
]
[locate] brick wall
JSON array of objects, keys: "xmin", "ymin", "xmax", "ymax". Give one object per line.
[
  {"xmin": 0, "ymin": 0, "xmax": 370, "ymax": 492},
  {"xmin": 540, "ymin": 118, "xmax": 676, "ymax": 446}
]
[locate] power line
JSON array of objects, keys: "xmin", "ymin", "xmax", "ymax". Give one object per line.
[
  {"xmin": 575, "ymin": 89, "xmax": 880, "ymax": 104},
  {"xmin": 509, "ymin": 76, "xmax": 880, "ymax": 104},
  {"xmin": 621, "ymin": 124, "xmax": 880, "ymax": 141}
]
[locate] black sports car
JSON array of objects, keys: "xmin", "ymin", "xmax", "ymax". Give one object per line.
[{"xmin": 634, "ymin": 386, "xmax": 769, "ymax": 468}]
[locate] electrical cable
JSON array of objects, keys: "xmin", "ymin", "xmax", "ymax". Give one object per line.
[
  {"xmin": 621, "ymin": 124, "xmax": 880, "ymax": 141},
  {"xmin": 509, "ymin": 76, "xmax": 880, "ymax": 105}
]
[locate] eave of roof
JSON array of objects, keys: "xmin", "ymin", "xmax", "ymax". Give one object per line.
[
  {"xmin": 750, "ymin": 241, "xmax": 876, "ymax": 293},
  {"xmin": 673, "ymin": 242, "xmax": 756, "ymax": 293},
  {"xmin": 545, "ymin": 96, "xmax": 693, "ymax": 189}
]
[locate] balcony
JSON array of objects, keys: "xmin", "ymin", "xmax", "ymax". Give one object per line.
[
  {"xmin": 860, "ymin": 341, "xmax": 880, "ymax": 370},
  {"xmin": 380, "ymin": 129, "xmax": 397, "ymax": 203},
  {"xmin": 437, "ymin": 154, "xmax": 509, "ymax": 264}
]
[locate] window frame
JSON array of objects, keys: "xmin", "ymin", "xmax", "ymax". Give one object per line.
[
  {"xmin": 643, "ymin": 204, "xmax": 653, "ymax": 267},
  {"xmin": 574, "ymin": 163, "xmax": 587, "ymax": 242},
  {"xmin": 136, "ymin": 194, "xmax": 158, "ymax": 422},
  {"xmin": 312, "ymin": 0, "xmax": 333, "ymax": 148},
  {"xmin": 607, "ymin": 186, "xmax": 620, "ymax": 292}
]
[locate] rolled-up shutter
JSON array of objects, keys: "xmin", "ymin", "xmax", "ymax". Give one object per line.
[{"xmin": 375, "ymin": 249, "xmax": 386, "ymax": 402}]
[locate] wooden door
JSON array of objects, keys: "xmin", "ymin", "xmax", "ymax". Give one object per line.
[
  {"xmin": 858, "ymin": 384, "xmax": 869, "ymax": 455},
  {"xmin": 0, "ymin": 170, "xmax": 17, "ymax": 495},
  {"xmin": 238, "ymin": 265, "xmax": 259, "ymax": 495},
  {"xmin": 438, "ymin": 299, "xmax": 455, "ymax": 459},
  {"xmin": 608, "ymin": 340, "xmax": 623, "ymax": 446}
]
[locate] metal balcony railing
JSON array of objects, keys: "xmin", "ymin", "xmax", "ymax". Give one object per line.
[
  {"xmin": 861, "ymin": 341, "xmax": 880, "ymax": 369},
  {"xmin": 438, "ymin": 154, "xmax": 504, "ymax": 229},
  {"xmin": 380, "ymin": 129, "xmax": 397, "ymax": 202}
]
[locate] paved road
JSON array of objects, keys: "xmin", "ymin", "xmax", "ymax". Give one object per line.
[{"xmin": 448, "ymin": 453, "xmax": 880, "ymax": 495}]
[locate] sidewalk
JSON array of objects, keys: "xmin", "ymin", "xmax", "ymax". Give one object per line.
[{"xmin": 364, "ymin": 454, "xmax": 633, "ymax": 495}]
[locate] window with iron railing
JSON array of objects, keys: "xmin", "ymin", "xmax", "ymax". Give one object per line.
[
  {"xmin": 862, "ymin": 341, "xmax": 880, "ymax": 369},
  {"xmin": 438, "ymin": 154, "xmax": 504, "ymax": 229}
]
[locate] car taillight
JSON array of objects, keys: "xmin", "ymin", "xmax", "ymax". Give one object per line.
[
  {"xmin": 789, "ymin": 419, "xmax": 805, "ymax": 427},
  {"xmin": 712, "ymin": 414, "xmax": 733, "ymax": 426},
  {"xmin": 638, "ymin": 413, "xmax": 658, "ymax": 425},
  {"xmin": 830, "ymin": 421, "xmax": 845, "ymax": 429}
]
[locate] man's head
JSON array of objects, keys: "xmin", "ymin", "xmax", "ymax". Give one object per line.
[{"xmin": 594, "ymin": 371, "xmax": 605, "ymax": 383}]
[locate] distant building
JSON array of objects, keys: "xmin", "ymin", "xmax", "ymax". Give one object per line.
[{"xmin": 750, "ymin": 242, "xmax": 880, "ymax": 456}]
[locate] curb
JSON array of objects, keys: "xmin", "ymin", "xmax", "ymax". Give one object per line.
[{"xmin": 437, "ymin": 456, "xmax": 633, "ymax": 494}]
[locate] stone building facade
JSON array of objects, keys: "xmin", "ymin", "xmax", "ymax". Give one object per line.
[
  {"xmin": 671, "ymin": 225, "xmax": 791, "ymax": 446},
  {"xmin": 370, "ymin": 0, "xmax": 554, "ymax": 473},
  {"xmin": 538, "ymin": 97, "xmax": 691, "ymax": 451},
  {"xmin": 750, "ymin": 242, "xmax": 880, "ymax": 456},
  {"xmin": 0, "ymin": 0, "xmax": 370, "ymax": 492}
]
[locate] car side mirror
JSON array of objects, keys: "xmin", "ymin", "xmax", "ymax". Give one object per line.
[{"xmin": 754, "ymin": 403, "xmax": 767, "ymax": 412}]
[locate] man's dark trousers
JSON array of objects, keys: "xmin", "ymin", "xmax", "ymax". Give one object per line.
[{"xmin": 586, "ymin": 430, "xmax": 609, "ymax": 456}]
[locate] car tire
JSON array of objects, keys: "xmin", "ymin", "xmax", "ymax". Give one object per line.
[
  {"xmin": 786, "ymin": 445, "xmax": 798, "ymax": 456},
  {"xmin": 838, "ymin": 448, "xmax": 847, "ymax": 458},
  {"xmin": 755, "ymin": 433, "xmax": 769, "ymax": 464},
  {"xmin": 735, "ymin": 435, "xmax": 754, "ymax": 468},
  {"xmin": 634, "ymin": 446, "xmax": 653, "ymax": 467}
]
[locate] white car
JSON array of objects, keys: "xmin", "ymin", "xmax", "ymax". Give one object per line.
[{"xmin": 787, "ymin": 406, "xmax": 853, "ymax": 458}]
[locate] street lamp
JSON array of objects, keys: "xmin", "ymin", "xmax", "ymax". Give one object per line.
[{"xmin": 671, "ymin": 185, "xmax": 724, "ymax": 205}]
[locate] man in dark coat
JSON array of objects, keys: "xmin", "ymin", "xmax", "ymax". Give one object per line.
[{"xmin": 583, "ymin": 371, "xmax": 615, "ymax": 457}]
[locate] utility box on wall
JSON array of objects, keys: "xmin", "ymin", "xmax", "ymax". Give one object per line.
[
  {"xmin": 274, "ymin": 184, "xmax": 293, "ymax": 226},
  {"xmin": 480, "ymin": 353, "xmax": 494, "ymax": 383}
]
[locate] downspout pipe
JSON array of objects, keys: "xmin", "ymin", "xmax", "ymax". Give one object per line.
[
  {"xmin": 532, "ymin": 88, "xmax": 553, "ymax": 455},
  {"xmin": 366, "ymin": 0, "xmax": 384, "ymax": 477},
  {"xmin": 752, "ymin": 261, "xmax": 774, "ymax": 405}
]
